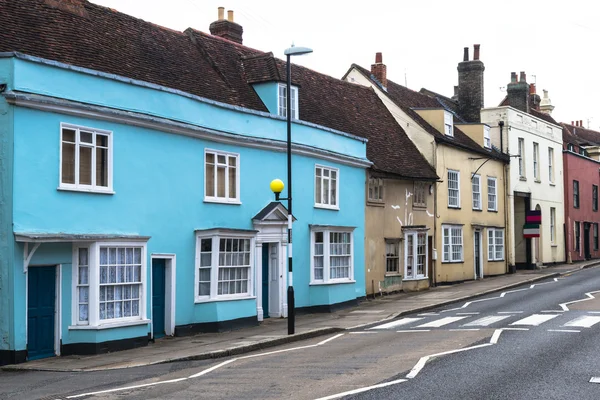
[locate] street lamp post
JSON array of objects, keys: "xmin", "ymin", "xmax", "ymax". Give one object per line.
[{"xmin": 270, "ymin": 45, "xmax": 312, "ymax": 335}]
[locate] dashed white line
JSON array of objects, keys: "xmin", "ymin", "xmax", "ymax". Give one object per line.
[
  {"xmin": 368, "ymin": 317, "xmax": 423, "ymax": 330},
  {"xmin": 349, "ymin": 331, "xmax": 378, "ymax": 334},
  {"xmin": 416, "ymin": 316, "xmax": 468, "ymax": 328},
  {"xmin": 547, "ymin": 329, "xmax": 580, "ymax": 333},
  {"xmin": 463, "ymin": 315, "xmax": 510, "ymax": 327},
  {"xmin": 314, "ymin": 378, "xmax": 408, "ymax": 400},
  {"xmin": 397, "ymin": 329, "xmax": 430, "ymax": 333},
  {"xmin": 456, "ymin": 312, "xmax": 480, "ymax": 315},
  {"xmin": 498, "ymin": 311, "xmax": 523, "ymax": 314},
  {"xmin": 418, "ymin": 313, "xmax": 439, "ymax": 316},
  {"xmin": 450, "ymin": 328, "xmax": 480, "ymax": 331},
  {"xmin": 590, "ymin": 377, "xmax": 600, "ymax": 384},
  {"xmin": 502, "ymin": 327, "xmax": 529, "ymax": 331}
]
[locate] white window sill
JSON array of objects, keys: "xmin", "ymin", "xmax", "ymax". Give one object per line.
[
  {"xmin": 195, "ymin": 295, "xmax": 256, "ymax": 304},
  {"xmin": 58, "ymin": 186, "xmax": 115, "ymax": 195},
  {"xmin": 68, "ymin": 318, "xmax": 150, "ymax": 330},
  {"xmin": 204, "ymin": 198, "xmax": 242, "ymax": 205},
  {"xmin": 403, "ymin": 276, "xmax": 428, "ymax": 281},
  {"xmin": 310, "ymin": 279, "xmax": 356, "ymax": 286},
  {"xmin": 314, "ymin": 204, "xmax": 340, "ymax": 211},
  {"xmin": 385, "ymin": 273, "xmax": 402, "ymax": 277}
]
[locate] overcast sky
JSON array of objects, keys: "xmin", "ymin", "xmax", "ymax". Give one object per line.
[{"xmin": 90, "ymin": 0, "xmax": 600, "ymax": 129}]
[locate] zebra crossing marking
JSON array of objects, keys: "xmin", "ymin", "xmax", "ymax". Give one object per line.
[
  {"xmin": 510, "ymin": 314, "xmax": 559, "ymax": 326},
  {"xmin": 563, "ymin": 315, "xmax": 600, "ymax": 328},
  {"xmin": 463, "ymin": 315, "xmax": 511, "ymax": 327},
  {"xmin": 416, "ymin": 316, "xmax": 468, "ymax": 328},
  {"xmin": 368, "ymin": 317, "xmax": 423, "ymax": 330}
]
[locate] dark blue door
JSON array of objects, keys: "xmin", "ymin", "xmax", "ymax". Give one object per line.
[
  {"xmin": 27, "ymin": 266, "xmax": 56, "ymax": 360},
  {"xmin": 152, "ymin": 259, "xmax": 166, "ymax": 338},
  {"xmin": 262, "ymin": 245, "xmax": 269, "ymax": 318}
]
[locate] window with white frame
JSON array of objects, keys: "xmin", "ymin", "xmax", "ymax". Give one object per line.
[
  {"xmin": 315, "ymin": 165, "xmax": 339, "ymax": 209},
  {"xmin": 368, "ymin": 176, "xmax": 383, "ymax": 203},
  {"xmin": 60, "ymin": 124, "xmax": 112, "ymax": 192},
  {"xmin": 311, "ymin": 228, "xmax": 354, "ymax": 283},
  {"xmin": 205, "ymin": 149, "xmax": 240, "ymax": 203},
  {"xmin": 533, "ymin": 142, "xmax": 540, "ymax": 180},
  {"xmin": 550, "ymin": 207, "xmax": 556, "ymax": 244},
  {"xmin": 385, "ymin": 239, "xmax": 400, "ymax": 274},
  {"xmin": 73, "ymin": 242, "xmax": 146, "ymax": 326},
  {"xmin": 448, "ymin": 170, "xmax": 460, "ymax": 208},
  {"xmin": 472, "ymin": 174, "xmax": 481, "ymax": 210},
  {"xmin": 488, "ymin": 177, "xmax": 497, "ymax": 211},
  {"xmin": 483, "ymin": 126, "xmax": 491, "ymax": 149},
  {"xmin": 405, "ymin": 231, "xmax": 427, "ymax": 279},
  {"xmin": 444, "ymin": 111, "xmax": 453, "ymax": 136},
  {"xmin": 195, "ymin": 231, "xmax": 253, "ymax": 301},
  {"xmin": 442, "ymin": 225, "xmax": 463, "ymax": 262},
  {"xmin": 548, "ymin": 147, "xmax": 554, "ymax": 183},
  {"xmin": 518, "ymin": 138, "xmax": 525, "ymax": 178},
  {"xmin": 413, "ymin": 181, "xmax": 427, "ymax": 207},
  {"xmin": 278, "ymin": 83, "xmax": 298, "ymax": 120},
  {"xmin": 488, "ymin": 228, "xmax": 504, "ymax": 261}
]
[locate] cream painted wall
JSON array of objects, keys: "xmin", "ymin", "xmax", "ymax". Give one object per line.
[
  {"xmin": 364, "ymin": 177, "xmax": 435, "ymax": 295},
  {"xmin": 481, "ymin": 107, "xmax": 566, "ymax": 266},
  {"xmin": 435, "ymin": 144, "xmax": 507, "ymax": 282},
  {"xmin": 345, "ymin": 69, "xmax": 436, "ymax": 164}
]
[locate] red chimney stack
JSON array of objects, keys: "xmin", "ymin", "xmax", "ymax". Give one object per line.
[{"xmin": 371, "ymin": 52, "xmax": 387, "ymax": 88}]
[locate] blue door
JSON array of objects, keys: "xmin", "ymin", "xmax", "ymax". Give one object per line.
[
  {"xmin": 262, "ymin": 245, "xmax": 269, "ymax": 318},
  {"xmin": 152, "ymin": 259, "xmax": 166, "ymax": 338},
  {"xmin": 27, "ymin": 266, "xmax": 56, "ymax": 360}
]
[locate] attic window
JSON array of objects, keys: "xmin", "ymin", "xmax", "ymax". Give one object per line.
[
  {"xmin": 278, "ymin": 84, "xmax": 298, "ymax": 120},
  {"xmin": 444, "ymin": 111, "xmax": 453, "ymax": 137},
  {"xmin": 567, "ymin": 143, "xmax": 574, "ymax": 152},
  {"xmin": 484, "ymin": 126, "xmax": 491, "ymax": 149}
]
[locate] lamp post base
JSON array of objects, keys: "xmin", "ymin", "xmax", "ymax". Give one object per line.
[{"xmin": 287, "ymin": 286, "xmax": 295, "ymax": 335}]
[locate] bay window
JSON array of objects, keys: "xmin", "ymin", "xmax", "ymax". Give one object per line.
[{"xmin": 404, "ymin": 231, "xmax": 428, "ymax": 279}]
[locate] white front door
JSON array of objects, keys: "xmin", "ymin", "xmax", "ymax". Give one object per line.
[{"xmin": 268, "ymin": 243, "xmax": 281, "ymax": 317}]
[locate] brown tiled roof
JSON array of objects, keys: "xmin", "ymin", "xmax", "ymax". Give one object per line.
[
  {"xmin": 350, "ymin": 64, "xmax": 508, "ymax": 162},
  {"xmin": 562, "ymin": 123, "xmax": 600, "ymax": 146},
  {"xmin": 0, "ymin": 0, "xmax": 437, "ymax": 180}
]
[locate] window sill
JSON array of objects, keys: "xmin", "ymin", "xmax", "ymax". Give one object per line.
[
  {"xmin": 441, "ymin": 260, "xmax": 464, "ymax": 264},
  {"xmin": 367, "ymin": 201, "xmax": 385, "ymax": 208},
  {"xmin": 58, "ymin": 186, "xmax": 115, "ymax": 195},
  {"xmin": 314, "ymin": 204, "xmax": 340, "ymax": 211},
  {"xmin": 402, "ymin": 276, "xmax": 428, "ymax": 281},
  {"xmin": 204, "ymin": 198, "xmax": 242, "ymax": 205},
  {"xmin": 310, "ymin": 279, "xmax": 356, "ymax": 286},
  {"xmin": 448, "ymin": 206, "xmax": 461, "ymax": 210},
  {"xmin": 385, "ymin": 273, "xmax": 402, "ymax": 277},
  {"xmin": 69, "ymin": 319, "xmax": 150, "ymax": 330},
  {"xmin": 488, "ymin": 209, "xmax": 498, "ymax": 213},
  {"xmin": 413, "ymin": 204, "xmax": 428, "ymax": 209},
  {"xmin": 549, "ymin": 183, "xmax": 556, "ymax": 187},
  {"xmin": 472, "ymin": 208, "xmax": 483, "ymax": 212},
  {"xmin": 487, "ymin": 259, "xmax": 505, "ymax": 263},
  {"xmin": 195, "ymin": 295, "xmax": 256, "ymax": 304},
  {"xmin": 519, "ymin": 177, "xmax": 527, "ymax": 181},
  {"xmin": 551, "ymin": 244, "xmax": 558, "ymax": 247},
  {"xmin": 534, "ymin": 179, "xmax": 542, "ymax": 184}
]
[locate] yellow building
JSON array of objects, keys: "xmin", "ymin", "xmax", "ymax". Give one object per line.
[{"xmin": 345, "ymin": 47, "xmax": 510, "ymax": 284}]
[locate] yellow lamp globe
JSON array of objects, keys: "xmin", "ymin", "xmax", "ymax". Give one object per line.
[{"xmin": 270, "ymin": 178, "xmax": 285, "ymax": 194}]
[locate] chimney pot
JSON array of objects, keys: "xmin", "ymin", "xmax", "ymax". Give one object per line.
[
  {"xmin": 519, "ymin": 71, "xmax": 526, "ymax": 82},
  {"xmin": 218, "ymin": 7, "xmax": 225, "ymax": 20},
  {"xmin": 227, "ymin": 10, "xmax": 234, "ymax": 22},
  {"xmin": 375, "ymin": 52, "xmax": 382, "ymax": 64},
  {"xmin": 457, "ymin": 45, "xmax": 485, "ymax": 122},
  {"xmin": 581, "ymin": 120, "xmax": 584, "ymax": 127},
  {"xmin": 209, "ymin": 8, "xmax": 243, "ymax": 44},
  {"xmin": 473, "ymin": 44, "xmax": 480, "ymax": 60},
  {"xmin": 463, "ymin": 47, "xmax": 469, "ymax": 61},
  {"xmin": 571, "ymin": 121, "xmax": 575, "ymax": 126},
  {"xmin": 371, "ymin": 53, "xmax": 387, "ymax": 88},
  {"xmin": 511, "ymin": 72, "xmax": 517, "ymax": 83},
  {"xmin": 529, "ymin": 83, "xmax": 536, "ymax": 95}
]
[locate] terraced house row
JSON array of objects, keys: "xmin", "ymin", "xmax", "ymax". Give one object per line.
[{"xmin": 0, "ymin": 0, "xmax": 593, "ymax": 365}]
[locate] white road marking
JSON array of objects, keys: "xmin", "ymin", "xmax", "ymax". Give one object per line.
[
  {"xmin": 559, "ymin": 290, "xmax": 600, "ymax": 311},
  {"xmin": 510, "ymin": 314, "xmax": 559, "ymax": 326},
  {"xmin": 318, "ymin": 334, "xmax": 345, "ymax": 345},
  {"xmin": 396, "ymin": 329, "xmax": 430, "ymax": 333},
  {"xmin": 541, "ymin": 310, "xmax": 565, "ymax": 313},
  {"xmin": 490, "ymin": 329, "xmax": 503, "ymax": 344},
  {"xmin": 563, "ymin": 315, "xmax": 600, "ymax": 328},
  {"xmin": 588, "ymin": 311, "xmax": 600, "ymax": 314},
  {"xmin": 368, "ymin": 317, "xmax": 423, "ymax": 330},
  {"xmin": 590, "ymin": 377, "xmax": 600, "ymax": 384},
  {"xmin": 450, "ymin": 328, "xmax": 480, "ymax": 331},
  {"xmin": 547, "ymin": 329, "xmax": 580, "ymax": 333},
  {"xmin": 463, "ymin": 315, "xmax": 511, "ymax": 327},
  {"xmin": 314, "ymin": 378, "xmax": 407, "ymax": 400},
  {"xmin": 498, "ymin": 311, "xmax": 523, "ymax": 314},
  {"xmin": 502, "ymin": 327, "xmax": 529, "ymax": 331},
  {"xmin": 418, "ymin": 313, "xmax": 439, "ymax": 316},
  {"xmin": 349, "ymin": 331, "xmax": 378, "ymax": 334},
  {"xmin": 456, "ymin": 312, "xmax": 480, "ymax": 315},
  {"xmin": 416, "ymin": 316, "xmax": 468, "ymax": 328},
  {"xmin": 350, "ymin": 310, "xmax": 385, "ymax": 314},
  {"xmin": 66, "ymin": 378, "xmax": 188, "ymax": 398}
]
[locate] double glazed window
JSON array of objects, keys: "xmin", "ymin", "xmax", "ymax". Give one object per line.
[
  {"xmin": 196, "ymin": 233, "xmax": 253, "ymax": 301},
  {"xmin": 312, "ymin": 228, "xmax": 354, "ymax": 283},
  {"xmin": 448, "ymin": 170, "xmax": 460, "ymax": 208},
  {"xmin": 60, "ymin": 124, "xmax": 112, "ymax": 192},
  {"xmin": 315, "ymin": 165, "xmax": 339, "ymax": 209},
  {"xmin": 73, "ymin": 242, "xmax": 146, "ymax": 326},
  {"xmin": 205, "ymin": 150, "xmax": 240, "ymax": 203},
  {"xmin": 405, "ymin": 231, "xmax": 427, "ymax": 279},
  {"xmin": 488, "ymin": 229, "xmax": 504, "ymax": 261},
  {"xmin": 442, "ymin": 225, "xmax": 463, "ymax": 262}
]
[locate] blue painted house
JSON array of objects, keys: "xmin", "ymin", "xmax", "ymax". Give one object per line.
[{"xmin": 0, "ymin": 0, "xmax": 396, "ymax": 364}]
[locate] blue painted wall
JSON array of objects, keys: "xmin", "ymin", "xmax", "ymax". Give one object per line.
[
  {"xmin": 0, "ymin": 57, "xmax": 15, "ymax": 351},
  {"xmin": 5, "ymin": 55, "xmax": 367, "ymax": 351}
]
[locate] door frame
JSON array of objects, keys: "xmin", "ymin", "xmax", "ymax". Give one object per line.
[
  {"xmin": 150, "ymin": 254, "xmax": 176, "ymax": 338},
  {"xmin": 473, "ymin": 230, "xmax": 483, "ymax": 280},
  {"xmin": 254, "ymin": 225, "xmax": 287, "ymax": 321},
  {"xmin": 26, "ymin": 264, "xmax": 62, "ymax": 358}
]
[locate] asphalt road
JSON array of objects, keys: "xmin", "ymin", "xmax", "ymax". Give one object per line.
[{"xmin": 1, "ymin": 267, "xmax": 599, "ymax": 400}]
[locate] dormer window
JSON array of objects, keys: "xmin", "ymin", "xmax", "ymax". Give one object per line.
[
  {"xmin": 278, "ymin": 83, "xmax": 298, "ymax": 119},
  {"xmin": 444, "ymin": 111, "xmax": 453, "ymax": 137},
  {"xmin": 567, "ymin": 143, "xmax": 574, "ymax": 152},
  {"xmin": 484, "ymin": 126, "xmax": 491, "ymax": 149}
]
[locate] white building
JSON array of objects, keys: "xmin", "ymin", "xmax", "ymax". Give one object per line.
[{"xmin": 481, "ymin": 72, "xmax": 565, "ymax": 269}]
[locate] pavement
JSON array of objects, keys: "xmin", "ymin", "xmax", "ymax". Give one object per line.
[{"xmin": 4, "ymin": 260, "xmax": 600, "ymax": 373}]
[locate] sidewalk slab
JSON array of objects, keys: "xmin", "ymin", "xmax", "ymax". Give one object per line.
[{"xmin": 4, "ymin": 260, "xmax": 599, "ymax": 372}]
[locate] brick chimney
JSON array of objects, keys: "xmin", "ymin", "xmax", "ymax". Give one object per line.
[
  {"xmin": 371, "ymin": 52, "xmax": 387, "ymax": 88},
  {"xmin": 529, "ymin": 83, "xmax": 541, "ymax": 111},
  {"xmin": 506, "ymin": 71, "xmax": 529, "ymax": 113},
  {"xmin": 457, "ymin": 44, "xmax": 485, "ymax": 123},
  {"xmin": 209, "ymin": 7, "xmax": 243, "ymax": 44}
]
